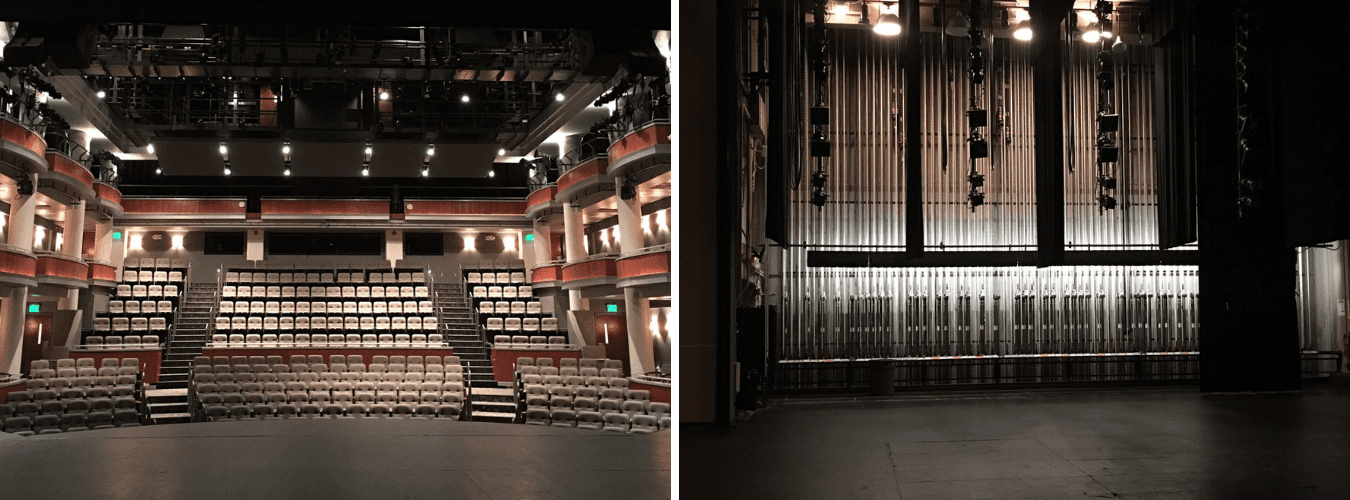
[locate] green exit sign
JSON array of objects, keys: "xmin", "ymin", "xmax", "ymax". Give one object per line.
[
  {"xmin": 606, "ymin": 304, "xmax": 618, "ymax": 313},
  {"xmin": 524, "ymin": 234, "xmax": 535, "ymax": 242},
  {"xmin": 28, "ymin": 304, "xmax": 40, "ymax": 313},
  {"xmin": 112, "ymin": 231, "xmax": 122, "ymax": 240}
]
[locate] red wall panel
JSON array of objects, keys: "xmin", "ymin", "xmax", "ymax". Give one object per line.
[
  {"xmin": 89, "ymin": 262, "xmax": 118, "ymax": 282},
  {"xmin": 261, "ymin": 199, "xmax": 388, "ymax": 215},
  {"xmin": 45, "ymin": 153, "xmax": 95, "ymax": 188},
  {"xmin": 0, "ymin": 249, "xmax": 38, "ymax": 277},
  {"xmin": 71, "ymin": 349, "xmax": 162, "ymax": 383},
  {"xmin": 526, "ymin": 186, "xmax": 556, "ymax": 209},
  {"xmin": 630, "ymin": 380, "xmax": 671, "ymax": 404},
  {"xmin": 121, "ymin": 198, "xmax": 245, "ymax": 215},
  {"xmin": 95, "ymin": 183, "xmax": 122, "ymax": 206},
  {"xmin": 36, "ymin": 256, "xmax": 88, "ymax": 280},
  {"xmin": 617, "ymin": 251, "xmax": 671, "ymax": 279},
  {"xmin": 608, "ymin": 124, "xmax": 671, "ymax": 164},
  {"xmin": 556, "ymin": 158, "xmax": 606, "ymax": 192},
  {"xmin": 530, "ymin": 265, "xmax": 561, "ymax": 282},
  {"xmin": 562, "ymin": 258, "xmax": 617, "ymax": 282},
  {"xmin": 0, "ymin": 119, "xmax": 45, "ymax": 156},
  {"xmin": 405, "ymin": 200, "xmax": 527, "ymax": 216}
]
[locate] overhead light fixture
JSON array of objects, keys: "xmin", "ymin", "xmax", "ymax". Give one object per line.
[
  {"xmin": 155, "ymin": 167, "xmax": 162, "ymax": 175},
  {"xmin": 1098, "ymin": 193, "xmax": 1117, "ymax": 210},
  {"xmin": 147, "ymin": 144, "xmax": 155, "ymax": 154},
  {"xmin": 218, "ymin": 142, "xmax": 228, "ymax": 155},
  {"xmin": 362, "ymin": 163, "xmax": 370, "ymax": 176},
  {"xmin": 830, "ymin": 2, "xmax": 850, "ymax": 18},
  {"xmin": 498, "ymin": 148, "xmax": 506, "ymax": 156},
  {"xmin": 1014, "ymin": 20, "xmax": 1033, "ymax": 41},
  {"xmin": 810, "ymin": 190, "xmax": 829, "ymax": 208},
  {"xmin": 460, "ymin": 94, "xmax": 470, "ymax": 103},
  {"xmin": 379, "ymin": 90, "xmax": 389, "ymax": 100},
  {"xmin": 945, "ymin": 11, "xmax": 970, "ymax": 37},
  {"xmin": 1111, "ymin": 36, "xmax": 1127, "ymax": 53},
  {"xmin": 283, "ymin": 166, "xmax": 291, "ymax": 176},
  {"xmin": 364, "ymin": 144, "xmax": 373, "ymax": 157},
  {"xmin": 223, "ymin": 162, "xmax": 232, "ymax": 176},
  {"xmin": 426, "ymin": 145, "xmax": 435, "ymax": 156},
  {"xmin": 1083, "ymin": 28, "xmax": 1101, "ymax": 43},
  {"xmin": 555, "ymin": 93, "xmax": 564, "ymax": 102},
  {"xmin": 96, "ymin": 90, "xmax": 106, "ymax": 99},
  {"xmin": 874, "ymin": 9, "xmax": 901, "ymax": 36},
  {"xmin": 281, "ymin": 144, "xmax": 291, "ymax": 155}
]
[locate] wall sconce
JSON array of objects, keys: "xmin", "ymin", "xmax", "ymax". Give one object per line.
[
  {"xmin": 171, "ymin": 234, "xmax": 185, "ymax": 250},
  {"xmin": 463, "ymin": 235, "xmax": 476, "ymax": 251}
]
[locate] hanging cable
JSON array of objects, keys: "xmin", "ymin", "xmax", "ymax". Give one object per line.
[
  {"xmin": 1093, "ymin": 0, "xmax": 1119, "ymax": 211},
  {"xmin": 966, "ymin": 0, "xmax": 988, "ymax": 210}
]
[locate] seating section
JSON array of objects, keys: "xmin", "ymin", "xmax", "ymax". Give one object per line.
[
  {"xmin": 464, "ymin": 265, "xmax": 566, "ymax": 347},
  {"xmin": 188, "ymin": 354, "xmax": 465, "ymax": 420},
  {"xmin": 1, "ymin": 358, "xmax": 147, "ymax": 435},
  {"xmin": 212, "ymin": 267, "xmax": 438, "ymax": 347},
  {"xmin": 85, "ymin": 258, "xmax": 185, "ymax": 349},
  {"xmin": 512, "ymin": 357, "xmax": 669, "ymax": 433}
]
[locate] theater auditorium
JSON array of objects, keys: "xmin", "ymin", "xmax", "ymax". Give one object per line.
[
  {"xmin": 0, "ymin": 2, "xmax": 671, "ymax": 498},
  {"xmin": 679, "ymin": 1, "xmax": 1350, "ymax": 498}
]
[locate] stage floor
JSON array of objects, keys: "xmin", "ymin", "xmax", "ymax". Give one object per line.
[{"xmin": 1, "ymin": 418, "xmax": 670, "ymax": 499}]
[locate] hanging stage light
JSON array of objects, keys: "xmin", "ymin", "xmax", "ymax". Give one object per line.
[
  {"xmin": 1097, "ymin": 113, "xmax": 1120, "ymax": 132},
  {"xmin": 946, "ymin": 11, "xmax": 970, "ymax": 36},
  {"xmin": 874, "ymin": 9, "xmax": 901, "ymax": 36},
  {"xmin": 968, "ymin": 189, "xmax": 985, "ymax": 208},
  {"xmin": 1111, "ymin": 36, "xmax": 1127, "ymax": 54},
  {"xmin": 811, "ymin": 169, "xmax": 828, "ymax": 189},
  {"xmin": 968, "ymin": 171, "xmax": 985, "ymax": 188},
  {"xmin": 1097, "ymin": 144, "xmax": 1119, "ymax": 164},
  {"xmin": 1014, "ymin": 20, "xmax": 1033, "ymax": 41},
  {"xmin": 810, "ymin": 189, "xmax": 830, "ymax": 208},
  {"xmin": 1097, "ymin": 175, "xmax": 1116, "ymax": 190},
  {"xmin": 1098, "ymin": 193, "xmax": 1117, "ymax": 210}
]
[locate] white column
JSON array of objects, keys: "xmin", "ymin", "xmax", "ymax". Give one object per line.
[
  {"xmin": 7, "ymin": 173, "xmax": 38, "ymax": 250},
  {"xmin": 0, "ymin": 287, "xmax": 30, "ymax": 376},
  {"xmin": 93, "ymin": 219, "xmax": 114, "ymax": 262},
  {"xmin": 562, "ymin": 202, "xmax": 585, "ymax": 263},
  {"xmin": 615, "ymin": 178, "xmax": 645, "ymax": 254},
  {"xmin": 624, "ymin": 288, "xmax": 655, "ymax": 375},
  {"xmin": 532, "ymin": 221, "xmax": 552, "ymax": 263},
  {"xmin": 62, "ymin": 200, "xmax": 86, "ymax": 259}
]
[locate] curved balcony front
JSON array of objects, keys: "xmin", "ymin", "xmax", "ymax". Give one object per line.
[
  {"xmin": 607, "ymin": 121, "xmax": 671, "ymax": 180},
  {"xmin": 39, "ymin": 151, "xmax": 96, "ymax": 205},
  {"xmin": 616, "ymin": 246, "xmax": 672, "ymax": 289},
  {"xmin": 525, "ymin": 185, "xmax": 559, "ymax": 220},
  {"xmin": 529, "ymin": 262, "xmax": 564, "ymax": 292},
  {"xmin": 0, "ymin": 118, "xmax": 48, "ymax": 178},
  {"xmin": 90, "ymin": 182, "xmax": 124, "ymax": 220},
  {"xmin": 0, "ymin": 245, "xmax": 39, "ymax": 289},
  {"xmin": 35, "ymin": 253, "xmax": 90, "ymax": 290},
  {"xmin": 87, "ymin": 260, "xmax": 118, "ymax": 288},
  {"xmin": 554, "ymin": 157, "xmax": 612, "ymax": 206},
  {"xmin": 561, "ymin": 255, "xmax": 618, "ymax": 293}
]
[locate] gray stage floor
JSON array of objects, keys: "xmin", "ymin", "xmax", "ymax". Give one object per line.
[
  {"xmin": 682, "ymin": 381, "xmax": 1350, "ymax": 499},
  {"xmin": 1, "ymin": 418, "xmax": 670, "ymax": 500}
]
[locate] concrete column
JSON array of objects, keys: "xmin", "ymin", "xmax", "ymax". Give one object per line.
[
  {"xmin": 66, "ymin": 130, "xmax": 89, "ymax": 153},
  {"xmin": 562, "ymin": 202, "xmax": 585, "ymax": 263},
  {"xmin": 62, "ymin": 200, "xmax": 86, "ymax": 259},
  {"xmin": 7, "ymin": 173, "xmax": 38, "ymax": 250},
  {"xmin": 615, "ymin": 178, "xmax": 644, "ymax": 254},
  {"xmin": 0, "ymin": 287, "xmax": 30, "ymax": 376},
  {"xmin": 624, "ymin": 287, "xmax": 655, "ymax": 375},
  {"xmin": 93, "ymin": 219, "xmax": 114, "ymax": 262},
  {"xmin": 532, "ymin": 221, "xmax": 552, "ymax": 264}
]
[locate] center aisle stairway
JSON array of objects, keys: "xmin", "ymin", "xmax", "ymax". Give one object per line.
[
  {"xmin": 147, "ymin": 282, "xmax": 218, "ymax": 424},
  {"xmin": 434, "ymin": 283, "xmax": 514, "ymax": 422}
]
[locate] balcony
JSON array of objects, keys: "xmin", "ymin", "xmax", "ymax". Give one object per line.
[
  {"xmin": 0, "ymin": 117, "xmax": 48, "ymax": 177},
  {"xmin": 529, "ymin": 261, "xmax": 564, "ymax": 291},
  {"xmin": 525, "ymin": 185, "xmax": 559, "ymax": 220},
  {"xmin": 607, "ymin": 120, "xmax": 671, "ymax": 179},
  {"xmin": 40, "ymin": 151, "xmax": 96, "ymax": 205},
  {"xmin": 0, "ymin": 244, "xmax": 39, "ymax": 289},
  {"xmin": 90, "ymin": 182, "xmax": 124, "ymax": 219},
  {"xmin": 35, "ymin": 252, "xmax": 90, "ymax": 290},
  {"xmin": 87, "ymin": 260, "xmax": 118, "ymax": 288},
  {"xmin": 616, "ymin": 245, "xmax": 671, "ymax": 289},
  {"xmin": 561, "ymin": 254, "xmax": 618, "ymax": 293},
  {"xmin": 554, "ymin": 157, "xmax": 611, "ymax": 205}
]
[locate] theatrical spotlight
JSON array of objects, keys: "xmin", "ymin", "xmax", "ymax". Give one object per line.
[
  {"xmin": 874, "ymin": 9, "xmax": 901, "ymax": 36},
  {"xmin": 810, "ymin": 189, "xmax": 830, "ymax": 208},
  {"xmin": 969, "ymin": 135, "xmax": 989, "ymax": 159},
  {"xmin": 1014, "ymin": 20, "xmax": 1033, "ymax": 41},
  {"xmin": 968, "ymin": 189, "xmax": 985, "ymax": 208},
  {"xmin": 1097, "ymin": 113, "xmax": 1120, "ymax": 132},
  {"xmin": 810, "ymin": 130, "xmax": 831, "ymax": 157},
  {"xmin": 1098, "ymin": 193, "xmax": 1117, "ymax": 210},
  {"xmin": 811, "ymin": 169, "xmax": 828, "ymax": 189},
  {"xmin": 968, "ymin": 171, "xmax": 985, "ymax": 188},
  {"xmin": 1097, "ymin": 144, "xmax": 1119, "ymax": 164},
  {"xmin": 1097, "ymin": 175, "xmax": 1116, "ymax": 190},
  {"xmin": 620, "ymin": 177, "xmax": 638, "ymax": 200}
]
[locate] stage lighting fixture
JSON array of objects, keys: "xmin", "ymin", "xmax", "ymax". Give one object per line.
[
  {"xmin": 1083, "ymin": 29, "xmax": 1101, "ymax": 43},
  {"xmin": 223, "ymin": 162, "xmax": 232, "ymax": 176},
  {"xmin": 1098, "ymin": 193, "xmax": 1117, "ymax": 210},
  {"xmin": 498, "ymin": 148, "xmax": 506, "ymax": 156},
  {"xmin": 555, "ymin": 93, "xmax": 565, "ymax": 102},
  {"xmin": 967, "ymin": 109, "xmax": 987, "ymax": 128},
  {"xmin": 156, "ymin": 167, "xmax": 162, "ymax": 175},
  {"xmin": 810, "ymin": 131, "xmax": 832, "ymax": 157},
  {"xmin": 620, "ymin": 178, "xmax": 638, "ymax": 200},
  {"xmin": 283, "ymin": 165, "xmax": 291, "ymax": 176},
  {"xmin": 147, "ymin": 144, "xmax": 155, "ymax": 154},
  {"xmin": 364, "ymin": 145, "xmax": 373, "ymax": 157},
  {"xmin": 968, "ymin": 190, "xmax": 985, "ymax": 207},
  {"xmin": 1097, "ymin": 175, "xmax": 1116, "ymax": 190},
  {"xmin": 1097, "ymin": 113, "xmax": 1120, "ymax": 132},
  {"xmin": 811, "ymin": 170, "xmax": 828, "ymax": 189},
  {"xmin": 96, "ymin": 90, "xmax": 105, "ymax": 99},
  {"xmin": 810, "ymin": 189, "xmax": 829, "ymax": 207},
  {"xmin": 969, "ymin": 137, "xmax": 989, "ymax": 159},
  {"xmin": 379, "ymin": 91, "xmax": 389, "ymax": 100},
  {"xmin": 426, "ymin": 145, "xmax": 435, "ymax": 156},
  {"xmin": 1112, "ymin": 36, "xmax": 1127, "ymax": 53},
  {"xmin": 1014, "ymin": 20, "xmax": 1033, "ymax": 41},
  {"xmin": 488, "ymin": 170, "xmax": 495, "ymax": 178},
  {"xmin": 946, "ymin": 11, "xmax": 970, "ymax": 36},
  {"xmin": 460, "ymin": 94, "xmax": 470, "ymax": 103},
  {"xmin": 968, "ymin": 171, "xmax": 985, "ymax": 188},
  {"xmin": 874, "ymin": 11, "xmax": 901, "ymax": 36},
  {"xmin": 1097, "ymin": 145, "xmax": 1119, "ymax": 164},
  {"xmin": 218, "ymin": 142, "xmax": 228, "ymax": 155},
  {"xmin": 810, "ymin": 106, "xmax": 830, "ymax": 125}
]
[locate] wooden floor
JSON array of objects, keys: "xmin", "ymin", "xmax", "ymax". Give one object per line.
[{"xmin": 1, "ymin": 418, "xmax": 670, "ymax": 499}]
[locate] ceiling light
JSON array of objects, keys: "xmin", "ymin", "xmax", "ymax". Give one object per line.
[
  {"xmin": 1014, "ymin": 20, "xmax": 1033, "ymax": 41},
  {"xmin": 362, "ymin": 166, "xmax": 369, "ymax": 176},
  {"xmin": 1112, "ymin": 36, "xmax": 1127, "ymax": 53},
  {"xmin": 460, "ymin": 94, "xmax": 470, "ymax": 103},
  {"xmin": 283, "ymin": 167, "xmax": 291, "ymax": 176},
  {"xmin": 379, "ymin": 91, "xmax": 389, "ymax": 100},
  {"xmin": 421, "ymin": 168, "xmax": 429, "ymax": 177},
  {"xmin": 426, "ymin": 145, "xmax": 435, "ymax": 156},
  {"xmin": 223, "ymin": 166, "xmax": 232, "ymax": 176},
  {"xmin": 147, "ymin": 144, "xmax": 155, "ymax": 154},
  {"xmin": 498, "ymin": 148, "xmax": 506, "ymax": 156},
  {"xmin": 1083, "ymin": 29, "xmax": 1101, "ymax": 43},
  {"xmin": 96, "ymin": 90, "xmax": 105, "ymax": 99},
  {"xmin": 155, "ymin": 167, "xmax": 162, "ymax": 175},
  {"xmin": 282, "ymin": 144, "xmax": 291, "ymax": 155},
  {"xmin": 488, "ymin": 170, "xmax": 495, "ymax": 178},
  {"xmin": 831, "ymin": 2, "xmax": 850, "ymax": 18},
  {"xmin": 364, "ymin": 145, "xmax": 373, "ymax": 156},
  {"xmin": 555, "ymin": 93, "xmax": 564, "ymax": 102},
  {"xmin": 874, "ymin": 11, "xmax": 901, "ymax": 36},
  {"xmin": 218, "ymin": 143, "xmax": 228, "ymax": 155}
]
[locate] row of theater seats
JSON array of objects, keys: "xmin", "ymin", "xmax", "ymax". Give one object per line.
[
  {"xmin": 477, "ymin": 300, "xmax": 544, "ymax": 316},
  {"xmin": 225, "ymin": 270, "xmax": 426, "ymax": 284},
  {"xmin": 113, "ymin": 284, "xmax": 181, "ymax": 299},
  {"xmin": 471, "ymin": 286, "xmax": 533, "ymax": 299},
  {"xmin": 523, "ymin": 409, "xmax": 665, "ymax": 433},
  {"xmin": 223, "ymin": 285, "xmax": 428, "ymax": 299},
  {"xmin": 81, "ymin": 334, "xmax": 161, "ymax": 349},
  {"xmin": 192, "ymin": 354, "xmax": 463, "ymax": 420},
  {"xmin": 210, "ymin": 332, "xmax": 443, "ymax": 347},
  {"xmin": 495, "ymin": 335, "xmax": 567, "ymax": 348},
  {"xmin": 488, "ymin": 318, "xmax": 559, "ymax": 335},
  {"xmin": 465, "ymin": 270, "xmax": 527, "ymax": 284},
  {"xmin": 93, "ymin": 317, "xmax": 169, "ymax": 334},
  {"xmin": 213, "ymin": 317, "xmax": 439, "ymax": 333},
  {"xmin": 107, "ymin": 299, "xmax": 177, "ymax": 316},
  {"xmin": 121, "ymin": 270, "xmax": 185, "ymax": 284},
  {"xmin": 220, "ymin": 300, "xmax": 434, "ymax": 315},
  {"xmin": 2, "ymin": 358, "xmax": 144, "ymax": 435}
]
